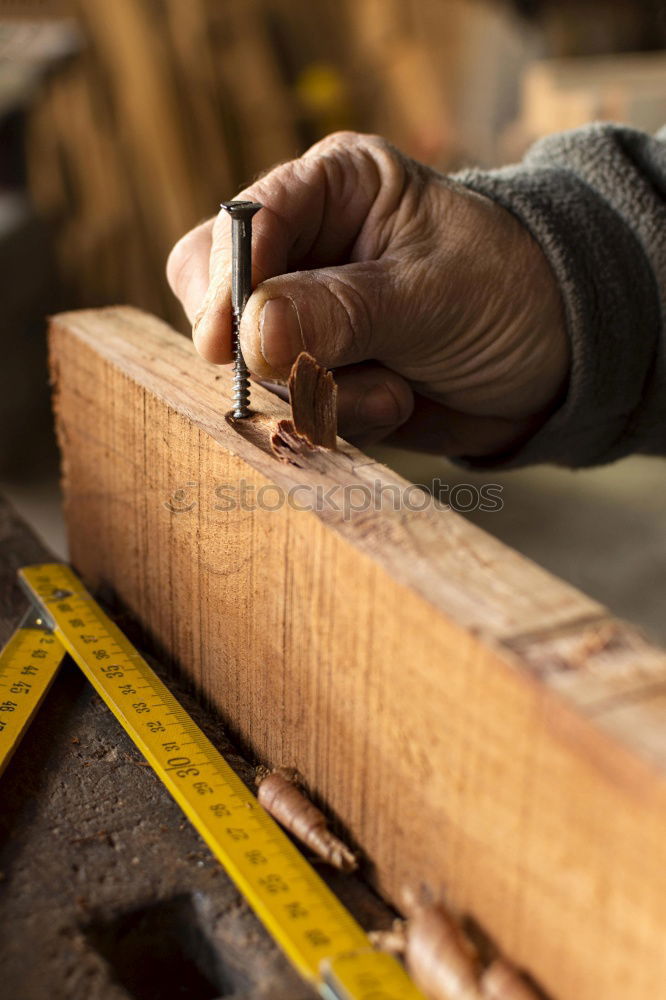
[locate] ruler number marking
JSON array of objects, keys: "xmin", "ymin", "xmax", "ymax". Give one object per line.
[{"xmin": 17, "ymin": 564, "xmax": 426, "ymax": 1000}]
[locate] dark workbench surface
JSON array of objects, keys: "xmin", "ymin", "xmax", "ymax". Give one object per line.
[{"xmin": 0, "ymin": 496, "xmax": 393, "ymax": 1000}]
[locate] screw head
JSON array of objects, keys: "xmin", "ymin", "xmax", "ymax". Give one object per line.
[{"xmin": 220, "ymin": 200, "xmax": 263, "ymax": 219}]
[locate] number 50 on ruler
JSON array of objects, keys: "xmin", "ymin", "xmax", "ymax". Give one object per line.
[{"xmin": 0, "ymin": 564, "xmax": 427, "ymax": 1000}]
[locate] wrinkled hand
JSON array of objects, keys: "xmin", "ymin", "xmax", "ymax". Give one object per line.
[{"xmin": 167, "ymin": 132, "xmax": 568, "ymax": 456}]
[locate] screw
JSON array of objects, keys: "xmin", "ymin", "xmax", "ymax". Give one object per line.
[{"xmin": 220, "ymin": 200, "xmax": 263, "ymax": 419}]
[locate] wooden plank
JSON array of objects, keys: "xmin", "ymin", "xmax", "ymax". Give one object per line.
[{"xmin": 50, "ymin": 306, "xmax": 666, "ymax": 1000}]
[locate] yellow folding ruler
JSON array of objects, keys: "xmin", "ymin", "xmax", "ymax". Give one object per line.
[
  {"xmin": 0, "ymin": 562, "xmax": 425, "ymax": 1000},
  {"xmin": 0, "ymin": 605, "xmax": 65, "ymax": 777}
]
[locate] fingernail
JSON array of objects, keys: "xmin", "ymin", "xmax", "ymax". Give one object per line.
[
  {"xmin": 260, "ymin": 297, "xmax": 304, "ymax": 371},
  {"xmin": 358, "ymin": 384, "xmax": 402, "ymax": 428}
]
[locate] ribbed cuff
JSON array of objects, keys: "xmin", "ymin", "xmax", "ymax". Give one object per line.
[{"xmin": 452, "ymin": 163, "xmax": 661, "ymax": 468}]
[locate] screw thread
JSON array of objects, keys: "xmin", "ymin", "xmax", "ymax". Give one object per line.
[{"xmin": 232, "ymin": 306, "xmax": 250, "ymax": 419}]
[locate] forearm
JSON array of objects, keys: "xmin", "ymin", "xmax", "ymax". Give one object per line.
[{"xmin": 455, "ymin": 123, "xmax": 666, "ymax": 467}]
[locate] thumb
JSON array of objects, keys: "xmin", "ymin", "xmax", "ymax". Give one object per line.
[{"xmin": 239, "ymin": 262, "xmax": 394, "ymax": 381}]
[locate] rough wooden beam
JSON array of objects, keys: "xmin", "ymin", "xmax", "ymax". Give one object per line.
[{"xmin": 51, "ymin": 306, "xmax": 666, "ymax": 1000}]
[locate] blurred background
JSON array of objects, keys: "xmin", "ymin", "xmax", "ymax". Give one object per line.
[{"xmin": 1, "ymin": 0, "xmax": 665, "ymax": 638}]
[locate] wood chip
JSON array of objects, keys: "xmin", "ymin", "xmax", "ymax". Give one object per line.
[
  {"xmin": 256, "ymin": 766, "xmax": 357, "ymax": 872},
  {"xmin": 288, "ymin": 351, "xmax": 337, "ymax": 449}
]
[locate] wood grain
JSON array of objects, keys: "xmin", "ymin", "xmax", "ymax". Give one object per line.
[
  {"xmin": 51, "ymin": 306, "xmax": 666, "ymax": 1000},
  {"xmin": 287, "ymin": 352, "xmax": 337, "ymax": 450},
  {"xmin": 0, "ymin": 494, "xmax": 386, "ymax": 999}
]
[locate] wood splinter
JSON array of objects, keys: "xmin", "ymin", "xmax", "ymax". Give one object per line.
[
  {"xmin": 480, "ymin": 960, "xmax": 543, "ymax": 1000},
  {"xmin": 402, "ymin": 896, "xmax": 482, "ymax": 1000},
  {"xmin": 271, "ymin": 351, "xmax": 337, "ymax": 461},
  {"xmin": 256, "ymin": 766, "xmax": 357, "ymax": 872},
  {"xmin": 368, "ymin": 919, "xmax": 409, "ymax": 956},
  {"xmin": 370, "ymin": 894, "xmax": 541, "ymax": 1000}
]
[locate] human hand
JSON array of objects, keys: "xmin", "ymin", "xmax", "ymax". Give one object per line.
[{"xmin": 167, "ymin": 132, "xmax": 568, "ymax": 456}]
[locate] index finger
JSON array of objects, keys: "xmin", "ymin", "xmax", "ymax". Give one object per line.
[{"xmin": 192, "ymin": 131, "xmax": 391, "ymax": 364}]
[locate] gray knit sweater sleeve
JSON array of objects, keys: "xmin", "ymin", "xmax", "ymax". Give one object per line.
[{"xmin": 455, "ymin": 123, "xmax": 666, "ymax": 467}]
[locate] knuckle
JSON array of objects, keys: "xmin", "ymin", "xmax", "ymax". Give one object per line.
[
  {"xmin": 362, "ymin": 137, "xmax": 406, "ymax": 188},
  {"xmin": 305, "ymin": 131, "xmax": 393, "ymax": 168},
  {"xmin": 308, "ymin": 130, "xmax": 389, "ymax": 153},
  {"xmin": 358, "ymin": 132, "xmax": 394, "ymax": 154},
  {"xmin": 242, "ymin": 155, "xmax": 293, "ymax": 188},
  {"xmin": 306, "ymin": 130, "xmax": 364, "ymax": 153},
  {"xmin": 240, "ymin": 155, "xmax": 307, "ymax": 200}
]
